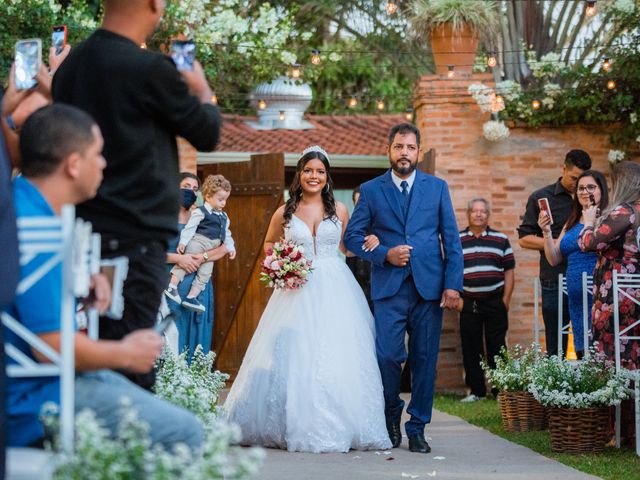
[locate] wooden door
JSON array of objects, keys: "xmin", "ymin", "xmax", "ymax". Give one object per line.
[{"xmin": 200, "ymin": 153, "xmax": 284, "ymax": 378}]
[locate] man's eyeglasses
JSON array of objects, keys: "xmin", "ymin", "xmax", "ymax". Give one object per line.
[{"xmin": 577, "ymin": 184, "xmax": 598, "ymax": 193}]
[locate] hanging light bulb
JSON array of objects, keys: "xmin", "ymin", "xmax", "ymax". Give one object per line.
[
  {"xmin": 487, "ymin": 52, "xmax": 497, "ymax": 68},
  {"xmin": 210, "ymin": 94, "xmax": 218, "ymax": 105},
  {"xmin": 377, "ymin": 100, "xmax": 385, "ymax": 111},
  {"xmin": 258, "ymin": 99, "xmax": 267, "ymax": 110},
  {"xmin": 405, "ymin": 108, "xmax": 414, "ymax": 122},
  {"xmin": 348, "ymin": 97, "xmax": 358, "ymax": 108},
  {"xmin": 279, "ymin": 110, "xmax": 286, "ymax": 121},
  {"xmin": 311, "ymin": 50, "xmax": 321, "ymax": 65},
  {"xmin": 386, "ymin": 1, "xmax": 398, "ymax": 15},
  {"xmin": 531, "ymin": 99, "xmax": 541, "ymax": 110},
  {"xmin": 290, "ymin": 64, "xmax": 302, "ymax": 79},
  {"xmin": 585, "ymin": 1, "xmax": 596, "ymax": 17},
  {"xmin": 607, "ymin": 79, "xmax": 616, "ymax": 90},
  {"xmin": 447, "ymin": 65, "xmax": 455, "ymax": 78},
  {"xmin": 602, "ymin": 57, "xmax": 611, "ymax": 72},
  {"xmin": 140, "ymin": 42, "xmax": 147, "ymax": 49}
]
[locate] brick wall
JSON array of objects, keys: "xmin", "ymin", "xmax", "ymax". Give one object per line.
[
  {"xmin": 415, "ymin": 73, "xmax": 613, "ymax": 392},
  {"xmin": 177, "ymin": 137, "xmax": 197, "ymax": 173}
]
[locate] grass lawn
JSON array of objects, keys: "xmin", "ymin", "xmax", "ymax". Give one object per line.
[{"xmin": 434, "ymin": 394, "xmax": 640, "ymax": 480}]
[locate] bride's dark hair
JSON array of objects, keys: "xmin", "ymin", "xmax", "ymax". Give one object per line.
[{"xmin": 283, "ymin": 150, "xmax": 336, "ymax": 224}]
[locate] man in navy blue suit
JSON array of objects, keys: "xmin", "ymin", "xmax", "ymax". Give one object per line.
[{"xmin": 344, "ymin": 123, "xmax": 463, "ymax": 454}]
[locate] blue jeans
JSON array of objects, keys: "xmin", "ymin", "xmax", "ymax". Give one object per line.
[
  {"xmin": 541, "ymin": 283, "xmax": 570, "ymax": 357},
  {"xmin": 75, "ymin": 370, "xmax": 203, "ymax": 451}
]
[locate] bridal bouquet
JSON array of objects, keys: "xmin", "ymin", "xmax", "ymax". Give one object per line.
[{"xmin": 259, "ymin": 239, "xmax": 312, "ymax": 290}]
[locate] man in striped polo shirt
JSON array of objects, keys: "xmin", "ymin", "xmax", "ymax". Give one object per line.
[{"xmin": 459, "ymin": 198, "xmax": 515, "ymax": 402}]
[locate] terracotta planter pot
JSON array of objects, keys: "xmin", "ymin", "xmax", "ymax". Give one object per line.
[{"xmin": 429, "ymin": 22, "xmax": 479, "ymax": 74}]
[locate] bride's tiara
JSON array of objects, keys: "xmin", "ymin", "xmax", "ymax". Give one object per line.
[{"xmin": 302, "ymin": 145, "xmax": 330, "ymax": 163}]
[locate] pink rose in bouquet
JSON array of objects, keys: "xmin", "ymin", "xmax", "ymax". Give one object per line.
[{"xmin": 259, "ymin": 238, "xmax": 313, "ymax": 290}]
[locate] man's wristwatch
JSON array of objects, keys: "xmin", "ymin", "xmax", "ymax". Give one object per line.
[{"xmin": 203, "ymin": 251, "xmax": 209, "ymax": 261}]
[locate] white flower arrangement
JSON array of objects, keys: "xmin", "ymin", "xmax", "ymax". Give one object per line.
[
  {"xmin": 468, "ymin": 83, "xmax": 496, "ymax": 113},
  {"xmin": 608, "ymin": 149, "xmax": 626, "ymax": 166},
  {"xmin": 529, "ymin": 350, "xmax": 629, "ymax": 409},
  {"xmin": 483, "ymin": 120, "xmax": 510, "ymax": 142},
  {"xmin": 50, "ymin": 401, "xmax": 264, "ymax": 479},
  {"xmin": 608, "ymin": 0, "xmax": 636, "ymax": 15},
  {"xmin": 528, "ymin": 51, "xmax": 565, "ymax": 79},
  {"xmin": 543, "ymin": 83, "xmax": 563, "ymax": 98},
  {"xmin": 482, "ymin": 344, "xmax": 543, "ymax": 392},
  {"xmin": 542, "ymin": 97, "xmax": 555, "ymax": 109},
  {"xmin": 154, "ymin": 345, "xmax": 229, "ymax": 424},
  {"xmin": 495, "ymin": 80, "xmax": 522, "ymax": 101},
  {"xmin": 631, "ymin": 112, "xmax": 637, "ymax": 124}
]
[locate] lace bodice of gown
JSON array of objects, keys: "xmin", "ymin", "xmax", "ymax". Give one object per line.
[{"xmin": 287, "ymin": 214, "xmax": 342, "ymax": 260}]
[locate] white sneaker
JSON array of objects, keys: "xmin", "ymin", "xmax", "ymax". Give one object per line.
[
  {"xmin": 164, "ymin": 287, "xmax": 181, "ymax": 304},
  {"xmin": 460, "ymin": 394, "xmax": 485, "ymax": 403}
]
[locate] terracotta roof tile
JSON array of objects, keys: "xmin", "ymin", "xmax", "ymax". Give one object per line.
[{"xmin": 217, "ymin": 113, "xmax": 406, "ymax": 156}]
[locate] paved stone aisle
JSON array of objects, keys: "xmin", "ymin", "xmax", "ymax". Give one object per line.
[{"xmin": 250, "ymin": 400, "xmax": 600, "ymax": 480}]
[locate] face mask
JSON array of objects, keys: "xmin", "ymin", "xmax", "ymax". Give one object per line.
[{"xmin": 181, "ymin": 188, "xmax": 197, "ymax": 209}]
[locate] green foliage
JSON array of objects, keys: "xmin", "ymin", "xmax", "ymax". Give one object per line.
[
  {"xmin": 481, "ymin": 344, "xmax": 543, "ymax": 393},
  {"xmin": 411, "ymin": 0, "xmax": 500, "ymax": 45}
]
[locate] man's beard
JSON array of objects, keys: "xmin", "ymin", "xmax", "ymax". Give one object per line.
[{"xmin": 391, "ymin": 157, "xmax": 417, "ymax": 175}]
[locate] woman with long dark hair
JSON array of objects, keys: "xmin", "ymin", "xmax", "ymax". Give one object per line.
[
  {"xmin": 538, "ymin": 169, "xmax": 609, "ymax": 357},
  {"xmin": 224, "ymin": 146, "xmax": 391, "ymax": 453}
]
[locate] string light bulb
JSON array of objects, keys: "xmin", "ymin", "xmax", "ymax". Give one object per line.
[
  {"xmin": 377, "ymin": 100, "xmax": 385, "ymax": 111},
  {"xmin": 531, "ymin": 99, "xmax": 541, "ymax": 110},
  {"xmin": 348, "ymin": 97, "xmax": 358, "ymax": 108},
  {"xmin": 386, "ymin": 1, "xmax": 398, "ymax": 14},
  {"xmin": 311, "ymin": 50, "xmax": 321, "ymax": 65},
  {"xmin": 405, "ymin": 108, "xmax": 414, "ymax": 122},
  {"xmin": 607, "ymin": 79, "xmax": 616, "ymax": 90},
  {"xmin": 279, "ymin": 110, "xmax": 286, "ymax": 121},
  {"xmin": 602, "ymin": 57, "xmax": 611, "ymax": 72},
  {"xmin": 585, "ymin": 1, "xmax": 596, "ymax": 17},
  {"xmin": 258, "ymin": 99, "xmax": 267, "ymax": 110},
  {"xmin": 487, "ymin": 53, "xmax": 497, "ymax": 68},
  {"xmin": 447, "ymin": 65, "xmax": 455, "ymax": 78},
  {"xmin": 290, "ymin": 64, "xmax": 302, "ymax": 79},
  {"xmin": 210, "ymin": 94, "xmax": 218, "ymax": 105},
  {"xmin": 140, "ymin": 42, "xmax": 147, "ymax": 49}
]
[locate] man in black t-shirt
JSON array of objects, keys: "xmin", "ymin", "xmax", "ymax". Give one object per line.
[
  {"xmin": 52, "ymin": 0, "xmax": 223, "ymax": 389},
  {"xmin": 517, "ymin": 150, "xmax": 591, "ymax": 357}
]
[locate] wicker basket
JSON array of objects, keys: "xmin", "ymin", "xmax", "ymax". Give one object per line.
[
  {"xmin": 497, "ymin": 391, "xmax": 547, "ymax": 432},
  {"xmin": 547, "ymin": 406, "xmax": 609, "ymax": 453}
]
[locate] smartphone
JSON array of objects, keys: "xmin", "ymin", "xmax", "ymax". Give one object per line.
[
  {"xmin": 170, "ymin": 39, "xmax": 195, "ymax": 71},
  {"xmin": 589, "ymin": 193, "xmax": 596, "ymax": 206},
  {"xmin": 14, "ymin": 39, "xmax": 41, "ymax": 90},
  {"xmin": 154, "ymin": 313, "xmax": 176, "ymax": 334},
  {"xmin": 538, "ymin": 197, "xmax": 553, "ymax": 225},
  {"xmin": 52, "ymin": 25, "xmax": 67, "ymax": 55}
]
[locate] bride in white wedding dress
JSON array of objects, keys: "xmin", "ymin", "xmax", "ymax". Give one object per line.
[{"xmin": 224, "ymin": 146, "xmax": 391, "ymax": 453}]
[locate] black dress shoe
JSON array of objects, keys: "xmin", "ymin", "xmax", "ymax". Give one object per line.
[
  {"xmin": 408, "ymin": 433, "xmax": 431, "ymax": 453},
  {"xmin": 386, "ymin": 421, "xmax": 402, "ymax": 448}
]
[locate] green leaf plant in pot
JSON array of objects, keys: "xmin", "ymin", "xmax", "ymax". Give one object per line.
[{"xmin": 411, "ymin": 0, "xmax": 500, "ymax": 75}]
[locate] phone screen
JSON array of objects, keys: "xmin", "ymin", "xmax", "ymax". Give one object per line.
[
  {"xmin": 15, "ymin": 39, "xmax": 41, "ymax": 90},
  {"xmin": 171, "ymin": 40, "xmax": 195, "ymax": 71},
  {"xmin": 538, "ymin": 197, "xmax": 553, "ymax": 226},
  {"xmin": 52, "ymin": 25, "xmax": 67, "ymax": 55}
]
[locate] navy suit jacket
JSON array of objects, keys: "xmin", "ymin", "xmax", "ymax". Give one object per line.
[{"xmin": 344, "ymin": 169, "xmax": 463, "ymax": 301}]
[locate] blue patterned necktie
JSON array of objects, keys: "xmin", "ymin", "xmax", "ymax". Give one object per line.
[{"xmin": 400, "ymin": 180, "xmax": 409, "ymax": 216}]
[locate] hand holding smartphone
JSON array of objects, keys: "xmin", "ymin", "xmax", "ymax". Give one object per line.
[
  {"xmin": 538, "ymin": 197, "xmax": 553, "ymax": 226},
  {"xmin": 171, "ymin": 39, "xmax": 195, "ymax": 71},
  {"xmin": 14, "ymin": 39, "xmax": 42, "ymax": 90},
  {"xmin": 51, "ymin": 25, "xmax": 67, "ymax": 55}
]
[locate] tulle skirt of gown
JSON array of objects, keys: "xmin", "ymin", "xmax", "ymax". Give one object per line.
[{"xmin": 223, "ymin": 256, "xmax": 391, "ymax": 453}]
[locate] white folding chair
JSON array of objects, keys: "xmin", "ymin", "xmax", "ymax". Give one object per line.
[
  {"xmin": 533, "ymin": 277, "xmax": 543, "ymax": 345},
  {"xmin": 612, "ymin": 270, "xmax": 640, "ymax": 456},
  {"xmin": 3, "ymin": 205, "xmax": 94, "ymax": 454},
  {"xmin": 581, "ymin": 272, "xmax": 594, "ymax": 359},
  {"xmin": 557, "ymin": 274, "xmax": 570, "ymax": 358}
]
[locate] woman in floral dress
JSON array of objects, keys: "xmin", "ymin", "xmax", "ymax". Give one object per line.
[{"xmin": 578, "ymin": 161, "xmax": 640, "ymax": 443}]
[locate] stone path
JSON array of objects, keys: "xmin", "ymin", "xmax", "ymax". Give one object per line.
[{"xmin": 252, "ymin": 399, "xmax": 600, "ymax": 480}]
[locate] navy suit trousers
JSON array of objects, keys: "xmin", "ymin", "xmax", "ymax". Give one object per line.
[{"xmin": 374, "ymin": 274, "xmax": 442, "ymax": 437}]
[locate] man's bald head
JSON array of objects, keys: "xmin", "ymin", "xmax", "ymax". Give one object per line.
[{"xmin": 102, "ymin": 0, "xmax": 165, "ymax": 41}]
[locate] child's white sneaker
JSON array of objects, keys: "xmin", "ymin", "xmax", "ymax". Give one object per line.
[
  {"xmin": 164, "ymin": 287, "xmax": 181, "ymax": 304},
  {"xmin": 182, "ymin": 297, "xmax": 205, "ymax": 313}
]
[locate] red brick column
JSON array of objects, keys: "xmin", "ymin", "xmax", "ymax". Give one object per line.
[
  {"xmin": 177, "ymin": 137, "xmax": 197, "ymax": 173},
  {"xmin": 414, "ymin": 73, "xmax": 612, "ymax": 393}
]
